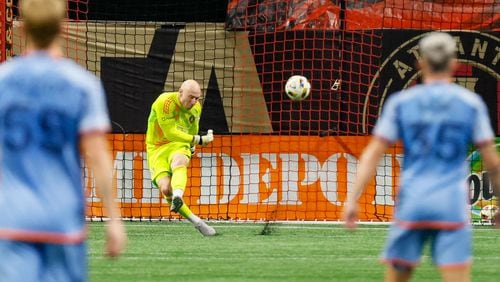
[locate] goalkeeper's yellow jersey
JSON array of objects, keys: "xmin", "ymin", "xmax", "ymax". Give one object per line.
[{"xmin": 146, "ymin": 92, "xmax": 201, "ymax": 153}]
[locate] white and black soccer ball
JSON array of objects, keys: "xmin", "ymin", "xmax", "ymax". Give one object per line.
[
  {"xmin": 480, "ymin": 205, "xmax": 498, "ymax": 221},
  {"xmin": 285, "ymin": 75, "xmax": 311, "ymax": 101}
]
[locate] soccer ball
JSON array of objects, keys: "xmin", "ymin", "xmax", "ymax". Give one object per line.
[
  {"xmin": 285, "ymin": 75, "xmax": 311, "ymax": 101},
  {"xmin": 480, "ymin": 205, "xmax": 498, "ymax": 221}
]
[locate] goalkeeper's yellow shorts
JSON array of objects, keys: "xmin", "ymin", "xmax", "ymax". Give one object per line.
[{"xmin": 147, "ymin": 142, "xmax": 191, "ymax": 186}]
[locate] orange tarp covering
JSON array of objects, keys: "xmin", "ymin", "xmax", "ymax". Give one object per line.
[
  {"xmin": 227, "ymin": 0, "xmax": 499, "ymax": 30},
  {"xmin": 349, "ymin": 0, "xmax": 499, "ymax": 30}
]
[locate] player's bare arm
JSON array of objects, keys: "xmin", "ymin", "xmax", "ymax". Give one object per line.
[
  {"xmin": 344, "ymin": 137, "xmax": 389, "ymax": 229},
  {"xmin": 81, "ymin": 133, "xmax": 127, "ymax": 257}
]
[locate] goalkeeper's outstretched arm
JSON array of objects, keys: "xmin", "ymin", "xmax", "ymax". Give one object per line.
[
  {"xmin": 158, "ymin": 117, "xmax": 194, "ymax": 143},
  {"xmin": 153, "ymin": 92, "xmax": 213, "ymax": 146},
  {"xmin": 158, "ymin": 117, "xmax": 213, "ymax": 146}
]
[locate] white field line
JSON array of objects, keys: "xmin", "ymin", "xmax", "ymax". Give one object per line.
[
  {"xmin": 90, "ymin": 256, "xmax": 380, "ymax": 261},
  {"xmin": 88, "ymin": 218, "xmax": 495, "ymax": 227},
  {"xmin": 89, "ymin": 254, "xmax": 500, "ymax": 261},
  {"xmin": 95, "ymin": 223, "xmax": 500, "ymax": 232}
]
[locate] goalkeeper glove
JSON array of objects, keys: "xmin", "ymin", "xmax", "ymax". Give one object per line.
[{"xmin": 192, "ymin": 129, "xmax": 214, "ymax": 146}]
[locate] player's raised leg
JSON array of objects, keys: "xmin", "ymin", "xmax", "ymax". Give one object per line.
[
  {"xmin": 157, "ymin": 176, "xmax": 216, "ymax": 236},
  {"xmin": 170, "ymin": 154, "xmax": 189, "ymax": 212},
  {"xmin": 156, "ymin": 155, "xmax": 216, "ymax": 236}
]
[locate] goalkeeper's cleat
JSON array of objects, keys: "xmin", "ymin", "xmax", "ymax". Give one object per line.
[
  {"xmin": 170, "ymin": 196, "xmax": 183, "ymax": 213},
  {"xmin": 195, "ymin": 221, "xmax": 217, "ymax": 236}
]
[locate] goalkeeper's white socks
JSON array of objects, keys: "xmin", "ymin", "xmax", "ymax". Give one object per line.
[{"xmin": 172, "ymin": 189, "xmax": 184, "ymax": 199}]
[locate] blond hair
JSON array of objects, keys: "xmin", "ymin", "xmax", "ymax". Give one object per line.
[
  {"xmin": 419, "ymin": 32, "xmax": 457, "ymax": 73},
  {"xmin": 21, "ymin": 0, "xmax": 66, "ymax": 48}
]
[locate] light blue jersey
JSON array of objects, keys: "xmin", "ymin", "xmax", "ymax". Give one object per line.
[
  {"xmin": 374, "ymin": 81, "xmax": 494, "ymax": 228},
  {"xmin": 0, "ymin": 52, "xmax": 110, "ymax": 243}
]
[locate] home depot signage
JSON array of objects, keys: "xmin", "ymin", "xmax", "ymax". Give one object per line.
[{"xmin": 86, "ymin": 135, "xmax": 402, "ymax": 220}]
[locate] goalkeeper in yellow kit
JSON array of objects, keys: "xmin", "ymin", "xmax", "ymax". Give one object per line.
[{"xmin": 146, "ymin": 80, "xmax": 216, "ymax": 236}]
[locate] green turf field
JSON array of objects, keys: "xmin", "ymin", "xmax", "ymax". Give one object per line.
[{"xmin": 88, "ymin": 222, "xmax": 499, "ymax": 282}]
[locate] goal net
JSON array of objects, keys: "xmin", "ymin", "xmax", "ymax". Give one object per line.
[{"xmin": 2, "ymin": 0, "xmax": 498, "ymax": 223}]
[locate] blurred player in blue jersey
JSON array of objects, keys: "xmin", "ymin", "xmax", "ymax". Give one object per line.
[
  {"xmin": 0, "ymin": 0, "xmax": 126, "ymax": 281},
  {"xmin": 343, "ymin": 32, "xmax": 500, "ymax": 282}
]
